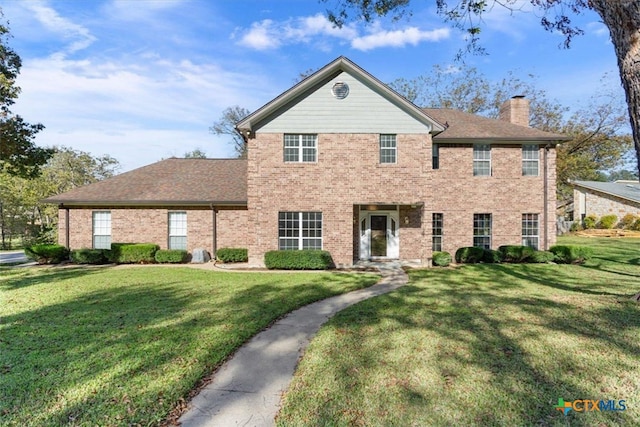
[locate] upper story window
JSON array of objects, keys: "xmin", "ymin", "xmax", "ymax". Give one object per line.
[
  {"xmin": 473, "ymin": 144, "xmax": 491, "ymax": 176},
  {"xmin": 168, "ymin": 211, "xmax": 187, "ymax": 250},
  {"xmin": 92, "ymin": 211, "xmax": 111, "ymax": 250},
  {"xmin": 284, "ymin": 134, "xmax": 317, "ymax": 163},
  {"xmin": 380, "ymin": 134, "xmax": 397, "ymax": 164},
  {"xmin": 522, "ymin": 144, "xmax": 539, "ymax": 176},
  {"xmin": 432, "ymin": 144, "xmax": 439, "ymax": 169}
]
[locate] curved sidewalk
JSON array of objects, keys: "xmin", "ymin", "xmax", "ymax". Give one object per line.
[{"xmin": 178, "ymin": 263, "xmax": 408, "ymax": 427}]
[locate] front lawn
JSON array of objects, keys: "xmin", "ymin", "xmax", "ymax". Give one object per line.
[
  {"xmin": 278, "ymin": 237, "xmax": 640, "ymax": 426},
  {"xmin": 0, "ymin": 266, "xmax": 378, "ymax": 426}
]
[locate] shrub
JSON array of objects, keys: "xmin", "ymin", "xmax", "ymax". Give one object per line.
[
  {"xmin": 482, "ymin": 249, "xmax": 503, "ymax": 264},
  {"xmin": 264, "ymin": 250, "xmax": 334, "ymax": 270},
  {"xmin": 583, "ymin": 214, "xmax": 597, "ymax": 229},
  {"xmin": 155, "ymin": 249, "xmax": 189, "ymax": 263},
  {"xmin": 597, "ymin": 214, "xmax": 618, "ymax": 229},
  {"xmin": 455, "ymin": 247, "xmax": 486, "ymax": 264},
  {"xmin": 632, "ymin": 218, "xmax": 640, "ymax": 231},
  {"xmin": 618, "ymin": 213, "xmax": 637, "ymax": 229},
  {"xmin": 569, "ymin": 221, "xmax": 583, "ymax": 232},
  {"xmin": 25, "ymin": 244, "xmax": 70, "ymax": 264},
  {"xmin": 70, "ymin": 249, "xmax": 110, "ymax": 264},
  {"xmin": 432, "ymin": 251, "xmax": 451, "ymax": 267},
  {"xmin": 216, "ymin": 248, "xmax": 248, "ymax": 263},
  {"xmin": 109, "ymin": 243, "xmax": 159, "ymax": 264},
  {"xmin": 498, "ymin": 245, "xmax": 536, "ymax": 263},
  {"xmin": 550, "ymin": 245, "xmax": 593, "ymax": 264},
  {"xmin": 531, "ymin": 250, "xmax": 556, "ymax": 263}
]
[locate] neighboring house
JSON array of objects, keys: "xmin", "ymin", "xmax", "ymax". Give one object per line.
[
  {"xmin": 45, "ymin": 56, "xmax": 569, "ymax": 266},
  {"xmin": 572, "ymin": 180, "xmax": 640, "ymax": 220}
]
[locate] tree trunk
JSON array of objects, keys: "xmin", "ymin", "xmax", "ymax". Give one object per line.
[{"xmin": 590, "ymin": 1, "xmax": 640, "ymax": 177}]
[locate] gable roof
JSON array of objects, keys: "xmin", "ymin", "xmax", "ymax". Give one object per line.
[
  {"xmin": 572, "ymin": 180, "xmax": 640, "ymax": 204},
  {"xmin": 424, "ymin": 108, "xmax": 570, "ymax": 142},
  {"xmin": 43, "ymin": 158, "xmax": 247, "ymax": 206},
  {"xmin": 236, "ymin": 56, "xmax": 446, "ymax": 135}
]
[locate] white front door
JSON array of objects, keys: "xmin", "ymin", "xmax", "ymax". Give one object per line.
[{"xmin": 359, "ymin": 211, "xmax": 399, "ymax": 259}]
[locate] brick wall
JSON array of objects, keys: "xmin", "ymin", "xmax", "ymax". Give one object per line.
[
  {"xmin": 574, "ymin": 188, "xmax": 640, "ymax": 219},
  {"xmin": 60, "ymin": 205, "xmax": 247, "ymax": 256},
  {"xmin": 248, "ymin": 134, "xmax": 556, "ymax": 266}
]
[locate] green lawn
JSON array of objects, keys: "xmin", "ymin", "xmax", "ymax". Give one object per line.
[
  {"xmin": 278, "ymin": 236, "xmax": 640, "ymax": 427},
  {"xmin": 0, "ymin": 266, "xmax": 378, "ymax": 426}
]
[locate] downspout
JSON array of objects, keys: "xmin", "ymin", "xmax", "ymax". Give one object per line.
[
  {"xmin": 543, "ymin": 145, "xmax": 550, "ymax": 251},
  {"xmin": 210, "ymin": 203, "xmax": 217, "ymax": 259},
  {"xmin": 62, "ymin": 204, "xmax": 70, "ymax": 249}
]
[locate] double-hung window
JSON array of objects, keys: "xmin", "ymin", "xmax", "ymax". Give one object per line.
[
  {"xmin": 380, "ymin": 134, "xmax": 397, "ymax": 164},
  {"xmin": 473, "ymin": 144, "xmax": 491, "ymax": 176},
  {"xmin": 92, "ymin": 211, "xmax": 111, "ymax": 249},
  {"xmin": 278, "ymin": 212, "xmax": 322, "ymax": 250},
  {"xmin": 473, "ymin": 213, "xmax": 492, "ymax": 249},
  {"xmin": 522, "ymin": 213, "xmax": 539, "ymax": 249},
  {"xmin": 432, "ymin": 213, "xmax": 443, "ymax": 251},
  {"xmin": 284, "ymin": 134, "xmax": 317, "ymax": 162},
  {"xmin": 168, "ymin": 212, "xmax": 187, "ymax": 250},
  {"xmin": 522, "ymin": 144, "xmax": 539, "ymax": 176}
]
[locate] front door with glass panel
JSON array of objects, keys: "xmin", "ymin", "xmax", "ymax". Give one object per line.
[{"xmin": 359, "ymin": 211, "xmax": 399, "ymax": 259}]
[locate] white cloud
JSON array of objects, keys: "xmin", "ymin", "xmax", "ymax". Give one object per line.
[
  {"xmin": 237, "ymin": 20, "xmax": 281, "ymax": 50},
  {"xmin": 24, "ymin": 0, "xmax": 96, "ymax": 56},
  {"xmin": 351, "ymin": 27, "xmax": 450, "ymax": 51}
]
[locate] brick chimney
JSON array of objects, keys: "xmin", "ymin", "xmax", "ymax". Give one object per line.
[{"xmin": 499, "ymin": 95, "xmax": 529, "ymax": 127}]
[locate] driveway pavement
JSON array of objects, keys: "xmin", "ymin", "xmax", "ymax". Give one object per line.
[
  {"xmin": 0, "ymin": 250, "xmax": 29, "ymax": 264},
  {"xmin": 178, "ymin": 262, "xmax": 409, "ymax": 427}
]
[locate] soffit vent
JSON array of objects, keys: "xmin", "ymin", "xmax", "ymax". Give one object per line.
[{"xmin": 331, "ymin": 82, "xmax": 349, "ymax": 99}]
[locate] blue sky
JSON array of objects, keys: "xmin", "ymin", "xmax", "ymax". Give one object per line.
[{"xmin": 2, "ymin": 0, "xmax": 622, "ymax": 172}]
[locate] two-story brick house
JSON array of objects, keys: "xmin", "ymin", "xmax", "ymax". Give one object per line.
[{"xmin": 45, "ymin": 56, "xmax": 568, "ymax": 266}]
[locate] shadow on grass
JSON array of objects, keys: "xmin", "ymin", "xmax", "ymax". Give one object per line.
[
  {"xmin": 280, "ymin": 263, "xmax": 639, "ymax": 426},
  {"xmin": 1, "ymin": 268, "xmax": 376, "ymax": 426},
  {"xmin": 0, "ymin": 265, "xmax": 111, "ymax": 291}
]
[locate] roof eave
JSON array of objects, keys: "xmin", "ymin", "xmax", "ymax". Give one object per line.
[
  {"xmin": 570, "ymin": 181, "xmax": 640, "ymax": 204},
  {"xmin": 44, "ymin": 200, "xmax": 248, "ymax": 207},
  {"xmin": 434, "ymin": 136, "xmax": 570, "ymax": 144}
]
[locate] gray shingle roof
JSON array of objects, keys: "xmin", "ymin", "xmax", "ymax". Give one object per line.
[
  {"xmin": 424, "ymin": 108, "xmax": 569, "ymax": 142},
  {"xmin": 572, "ymin": 180, "xmax": 640, "ymax": 204},
  {"xmin": 43, "ymin": 158, "xmax": 247, "ymax": 206}
]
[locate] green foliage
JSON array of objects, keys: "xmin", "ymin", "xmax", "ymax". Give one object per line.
[
  {"xmin": 583, "ymin": 214, "xmax": 597, "ymax": 229},
  {"xmin": 454, "ymin": 247, "xmax": 486, "ymax": 264},
  {"xmin": 154, "ymin": 249, "xmax": 189, "ymax": 264},
  {"xmin": 498, "ymin": 245, "xmax": 535, "ymax": 263},
  {"xmin": 618, "ymin": 213, "xmax": 637, "ymax": 229},
  {"xmin": 569, "ymin": 221, "xmax": 583, "ymax": 232},
  {"xmin": 216, "ymin": 247, "xmax": 248, "ymax": 263},
  {"xmin": 631, "ymin": 218, "xmax": 640, "ymax": 231},
  {"xmin": 482, "ymin": 249, "xmax": 503, "ymax": 264},
  {"xmin": 70, "ymin": 249, "xmax": 110, "ymax": 264},
  {"xmin": 264, "ymin": 250, "xmax": 334, "ymax": 270},
  {"xmin": 530, "ymin": 250, "xmax": 556, "ymax": 263},
  {"xmin": 24, "ymin": 244, "xmax": 69, "ymax": 264},
  {"xmin": 432, "ymin": 251, "xmax": 451, "ymax": 267},
  {"xmin": 108, "ymin": 243, "xmax": 158, "ymax": 264},
  {"xmin": 549, "ymin": 245, "xmax": 593, "ymax": 264},
  {"xmin": 597, "ymin": 214, "xmax": 618, "ymax": 229}
]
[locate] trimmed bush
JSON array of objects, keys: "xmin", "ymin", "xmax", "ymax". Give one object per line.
[
  {"xmin": 455, "ymin": 247, "xmax": 486, "ymax": 264},
  {"xmin": 482, "ymin": 249, "xmax": 503, "ymax": 264},
  {"xmin": 597, "ymin": 214, "xmax": 618, "ymax": 229},
  {"xmin": 619, "ymin": 213, "xmax": 637, "ymax": 229},
  {"xmin": 264, "ymin": 250, "xmax": 334, "ymax": 270},
  {"xmin": 570, "ymin": 221, "xmax": 583, "ymax": 232},
  {"xmin": 583, "ymin": 214, "xmax": 597, "ymax": 229},
  {"xmin": 632, "ymin": 218, "xmax": 640, "ymax": 231},
  {"xmin": 70, "ymin": 249, "xmax": 110, "ymax": 264},
  {"xmin": 109, "ymin": 243, "xmax": 159, "ymax": 264},
  {"xmin": 155, "ymin": 249, "xmax": 189, "ymax": 264},
  {"xmin": 498, "ymin": 245, "xmax": 535, "ymax": 263},
  {"xmin": 550, "ymin": 245, "xmax": 593, "ymax": 264},
  {"xmin": 531, "ymin": 250, "xmax": 556, "ymax": 263},
  {"xmin": 432, "ymin": 251, "xmax": 451, "ymax": 267},
  {"xmin": 25, "ymin": 244, "xmax": 70, "ymax": 264},
  {"xmin": 216, "ymin": 248, "xmax": 248, "ymax": 263}
]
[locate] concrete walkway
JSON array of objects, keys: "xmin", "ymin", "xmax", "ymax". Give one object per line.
[{"xmin": 178, "ymin": 262, "xmax": 409, "ymax": 427}]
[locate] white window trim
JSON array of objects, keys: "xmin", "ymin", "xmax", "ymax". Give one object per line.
[
  {"xmin": 522, "ymin": 213, "xmax": 539, "ymax": 249},
  {"xmin": 168, "ymin": 211, "xmax": 187, "ymax": 250},
  {"xmin": 284, "ymin": 134, "xmax": 317, "ymax": 163},
  {"xmin": 522, "ymin": 144, "xmax": 539, "ymax": 176},
  {"xmin": 278, "ymin": 212, "xmax": 323, "ymax": 250},
  {"xmin": 473, "ymin": 213, "xmax": 492, "ymax": 249},
  {"xmin": 473, "ymin": 144, "xmax": 491, "ymax": 176},
  {"xmin": 432, "ymin": 213, "xmax": 443, "ymax": 251},
  {"xmin": 380, "ymin": 134, "xmax": 397, "ymax": 164},
  {"xmin": 92, "ymin": 211, "xmax": 111, "ymax": 250}
]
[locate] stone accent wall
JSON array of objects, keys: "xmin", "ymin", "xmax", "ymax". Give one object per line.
[
  {"xmin": 574, "ymin": 188, "xmax": 640, "ymax": 219},
  {"xmin": 59, "ymin": 206, "xmax": 247, "ymax": 256}
]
